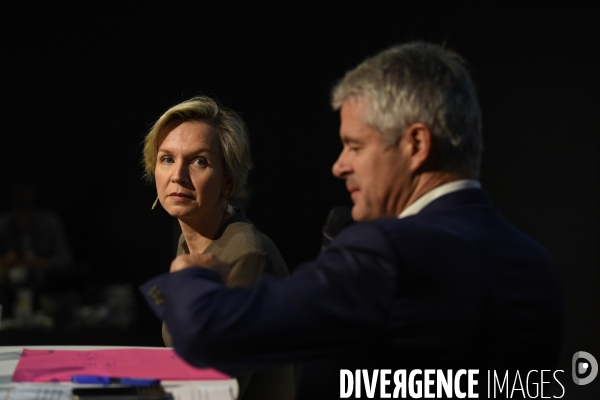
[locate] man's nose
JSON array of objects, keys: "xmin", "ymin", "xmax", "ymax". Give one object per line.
[{"xmin": 332, "ymin": 150, "xmax": 351, "ymax": 179}]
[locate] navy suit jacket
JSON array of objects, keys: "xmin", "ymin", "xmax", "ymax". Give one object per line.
[{"xmin": 141, "ymin": 189, "xmax": 563, "ymax": 398}]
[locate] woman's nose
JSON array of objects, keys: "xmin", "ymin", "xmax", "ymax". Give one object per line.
[{"xmin": 171, "ymin": 162, "xmax": 190, "ymax": 184}]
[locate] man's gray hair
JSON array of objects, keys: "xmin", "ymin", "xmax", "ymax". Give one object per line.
[{"xmin": 332, "ymin": 42, "xmax": 483, "ymax": 178}]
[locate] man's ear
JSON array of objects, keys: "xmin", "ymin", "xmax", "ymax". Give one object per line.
[{"xmin": 400, "ymin": 123, "xmax": 433, "ymax": 173}]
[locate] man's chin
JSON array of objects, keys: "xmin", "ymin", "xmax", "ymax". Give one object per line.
[
  {"xmin": 350, "ymin": 205, "xmax": 370, "ymax": 222},
  {"xmin": 351, "ymin": 203, "xmax": 389, "ymax": 222}
]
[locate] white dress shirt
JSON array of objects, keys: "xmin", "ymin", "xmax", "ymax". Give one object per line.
[{"xmin": 398, "ymin": 180, "xmax": 481, "ymax": 219}]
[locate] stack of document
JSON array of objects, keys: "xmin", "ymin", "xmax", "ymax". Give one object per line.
[
  {"xmin": 8, "ymin": 383, "xmax": 234, "ymax": 400},
  {"xmin": 8, "ymin": 348, "xmax": 237, "ymax": 399},
  {"xmin": 13, "ymin": 348, "xmax": 229, "ymax": 381}
]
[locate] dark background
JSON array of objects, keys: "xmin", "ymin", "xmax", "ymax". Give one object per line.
[{"xmin": 2, "ymin": 2, "xmax": 598, "ymax": 398}]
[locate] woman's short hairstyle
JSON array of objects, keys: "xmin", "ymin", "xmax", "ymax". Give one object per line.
[
  {"xmin": 331, "ymin": 42, "xmax": 483, "ymax": 178},
  {"xmin": 142, "ymin": 96, "xmax": 253, "ymax": 201}
]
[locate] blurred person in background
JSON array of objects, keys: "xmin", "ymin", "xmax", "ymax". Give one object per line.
[
  {"xmin": 0, "ymin": 183, "xmax": 73, "ymax": 318},
  {"xmin": 142, "ymin": 96, "xmax": 294, "ymax": 400}
]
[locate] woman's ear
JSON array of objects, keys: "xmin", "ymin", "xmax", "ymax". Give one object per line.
[{"xmin": 222, "ymin": 177, "xmax": 233, "ymax": 198}]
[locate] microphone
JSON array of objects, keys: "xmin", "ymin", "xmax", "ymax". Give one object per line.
[{"xmin": 321, "ymin": 206, "xmax": 354, "ymax": 250}]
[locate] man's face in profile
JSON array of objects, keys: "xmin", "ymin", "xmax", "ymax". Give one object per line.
[{"xmin": 332, "ymin": 98, "xmax": 408, "ymax": 221}]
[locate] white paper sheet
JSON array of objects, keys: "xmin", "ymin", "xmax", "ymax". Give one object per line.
[
  {"xmin": 168, "ymin": 384, "xmax": 235, "ymax": 400},
  {"xmin": 6, "ymin": 383, "xmax": 71, "ymax": 400},
  {"xmin": 4, "ymin": 383, "xmax": 235, "ymax": 400}
]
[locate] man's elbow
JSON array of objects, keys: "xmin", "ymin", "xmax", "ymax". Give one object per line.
[
  {"xmin": 173, "ymin": 330, "xmax": 238, "ymax": 374},
  {"xmin": 171, "ymin": 321, "xmax": 223, "ymax": 365}
]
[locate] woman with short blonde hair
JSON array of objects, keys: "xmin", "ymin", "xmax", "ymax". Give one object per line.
[
  {"xmin": 143, "ymin": 96, "xmax": 253, "ymax": 204},
  {"xmin": 142, "ymin": 96, "xmax": 293, "ymax": 400}
]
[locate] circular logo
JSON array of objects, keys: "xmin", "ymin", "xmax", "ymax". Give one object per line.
[{"xmin": 572, "ymin": 351, "xmax": 598, "ymax": 385}]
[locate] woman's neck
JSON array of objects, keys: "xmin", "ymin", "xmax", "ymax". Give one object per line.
[{"xmin": 178, "ymin": 208, "xmax": 232, "ymax": 255}]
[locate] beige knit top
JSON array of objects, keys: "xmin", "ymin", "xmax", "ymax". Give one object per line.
[{"xmin": 162, "ymin": 211, "xmax": 293, "ymax": 400}]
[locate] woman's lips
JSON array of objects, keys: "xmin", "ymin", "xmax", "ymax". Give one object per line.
[{"xmin": 169, "ymin": 193, "xmax": 194, "ymax": 200}]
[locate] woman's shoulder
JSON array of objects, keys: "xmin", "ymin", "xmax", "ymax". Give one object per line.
[
  {"xmin": 219, "ymin": 217, "xmax": 274, "ymax": 257},
  {"xmin": 215, "ymin": 211, "xmax": 264, "ymax": 249},
  {"xmin": 216, "ymin": 212, "xmax": 289, "ymax": 277}
]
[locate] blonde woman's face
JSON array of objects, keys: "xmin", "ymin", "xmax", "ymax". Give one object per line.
[{"xmin": 155, "ymin": 121, "xmax": 230, "ymax": 222}]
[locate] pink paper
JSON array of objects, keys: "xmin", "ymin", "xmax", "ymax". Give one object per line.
[{"xmin": 12, "ymin": 348, "xmax": 230, "ymax": 382}]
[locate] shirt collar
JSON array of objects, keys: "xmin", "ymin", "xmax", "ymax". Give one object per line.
[{"xmin": 398, "ymin": 179, "xmax": 481, "ymax": 219}]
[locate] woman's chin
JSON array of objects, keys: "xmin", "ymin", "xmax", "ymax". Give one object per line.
[{"xmin": 165, "ymin": 205, "xmax": 196, "ymax": 219}]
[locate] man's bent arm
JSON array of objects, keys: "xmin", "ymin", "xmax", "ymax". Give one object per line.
[{"xmin": 141, "ymin": 222, "xmax": 398, "ymax": 374}]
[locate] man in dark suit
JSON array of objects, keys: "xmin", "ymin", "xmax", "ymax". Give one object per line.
[{"xmin": 142, "ymin": 42, "xmax": 563, "ymax": 399}]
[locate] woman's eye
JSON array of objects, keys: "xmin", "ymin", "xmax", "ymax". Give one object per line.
[
  {"xmin": 194, "ymin": 158, "xmax": 207, "ymax": 167},
  {"xmin": 161, "ymin": 156, "xmax": 174, "ymax": 163}
]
